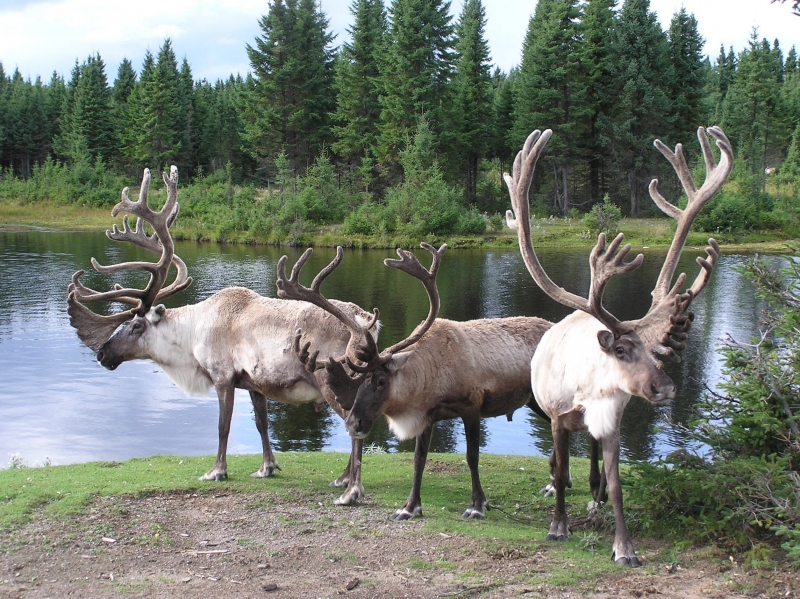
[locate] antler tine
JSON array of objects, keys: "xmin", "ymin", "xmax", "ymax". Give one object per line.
[
  {"xmin": 276, "ymin": 247, "xmax": 379, "ymax": 337},
  {"xmin": 506, "ymin": 129, "xmax": 643, "ymax": 334},
  {"xmin": 648, "ymin": 126, "xmax": 733, "ymax": 307},
  {"xmin": 587, "ymin": 233, "xmax": 645, "ymax": 335},
  {"xmin": 379, "ymin": 243, "xmax": 447, "ymax": 357}
]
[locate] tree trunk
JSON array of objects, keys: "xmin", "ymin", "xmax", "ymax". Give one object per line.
[{"xmin": 628, "ymin": 171, "xmax": 640, "ymax": 216}]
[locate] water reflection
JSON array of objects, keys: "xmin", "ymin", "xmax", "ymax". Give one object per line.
[{"xmin": 0, "ymin": 231, "xmax": 765, "ymax": 467}]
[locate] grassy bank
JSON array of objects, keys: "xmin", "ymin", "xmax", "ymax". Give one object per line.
[{"xmin": 1, "ymin": 199, "xmax": 796, "ymax": 252}]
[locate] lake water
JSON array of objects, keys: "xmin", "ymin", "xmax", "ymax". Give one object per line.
[{"xmin": 0, "ymin": 229, "xmax": 765, "ymax": 468}]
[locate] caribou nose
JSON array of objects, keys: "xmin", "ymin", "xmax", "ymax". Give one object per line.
[{"xmin": 345, "ymin": 416, "xmax": 367, "ymax": 439}]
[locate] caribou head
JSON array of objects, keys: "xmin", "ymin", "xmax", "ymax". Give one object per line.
[
  {"xmin": 277, "ymin": 243, "xmax": 446, "ymax": 439},
  {"xmin": 67, "ymin": 166, "xmax": 191, "ymax": 365}
]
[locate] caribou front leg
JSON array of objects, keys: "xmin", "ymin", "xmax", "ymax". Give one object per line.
[
  {"xmin": 249, "ymin": 391, "xmax": 281, "ymax": 478},
  {"xmin": 462, "ymin": 414, "xmax": 489, "ymax": 519},
  {"xmin": 334, "ymin": 438, "xmax": 365, "ymax": 506},
  {"xmin": 603, "ymin": 433, "xmax": 640, "ymax": 566},
  {"xmin": 547, "ymin": 418, "xmax": 571, "ymax": 541},
  {"xmin": 200, "ymin": 383, "xmax": 235, "ymax": 481},
  {"xmin": 391, "ymin": 425, "xmax": 433, "ymax": 520}
]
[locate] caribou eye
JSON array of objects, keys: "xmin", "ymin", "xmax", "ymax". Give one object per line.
[
  {"xmin": 130, "ymin": 321, "xmax": 144, "ymax": 333},
  {"xmin": 615, "ymin": 345, "xmax": 627, "ymax": 358}
]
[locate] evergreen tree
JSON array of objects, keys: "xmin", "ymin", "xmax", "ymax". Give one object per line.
[
  {"xmin": 722, "ymin": 31, "xmax": 790, "ymax": 191},
  {"xmin": 607, "ymin": 0, "xmax": 670, "ymax": 216},
  {"xmin": 122, "ymin": 40, "xmax": 188, "ymax": 173},
  {"xmin": 512, "ymin": 0, "xmax": 586, "ymax": 214},
  {"xmin": 52, "ymin": 54, "xmax": 114, "ymax": 165},
  {"xmin": 666, "ymin": 8, "xmax": 706, "ymax": 145},
  {"xmin": 111, "ymin": 59, "xmax": 137, "ymax": 169},
  {"xmin": 580, "ymin": 0, "xmax": 616, "ymax": 203},
  {"xmin": 451, "ymin": 0, "xmax": 492, "ymax": 200},
  {"xmin": 244, "ymin": 0, "xmax": 336, "ymax": 175},
  {"xmin": 330, "ymin": 0, "xmax": 387, "ymax": 186},
  {"xmin": 490, "ymin": 67, "xmax": 516, "ymax": 172},
  {"xmin": 376, "ymin": 0, "xmax": 455, "ymax": 177}
]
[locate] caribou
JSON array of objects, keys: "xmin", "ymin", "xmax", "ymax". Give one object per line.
[
  {"xmin": 67, "ymin": 167, "xmax": 379, "ymax": 503},
  {"xmin": 276, "ymin": 244, "xmax": 553, "ymax": 519},
  {"xmin": 505, "ymin": 126, "xmax": 733, "ymax": 565}
]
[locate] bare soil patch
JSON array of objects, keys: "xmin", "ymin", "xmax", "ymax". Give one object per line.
[{"xmin": 0, "ymin": 491, "xmax": 797, "ymax": 598}]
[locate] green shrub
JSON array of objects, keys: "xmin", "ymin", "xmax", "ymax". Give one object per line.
[
  {"xmin": 458, "ymin": 207, "xmax": 487, "ymax": 235},
  {"xmin": 695, "ymin": 191, "xmax": 757, "ymax": 232},
  {"xmin": 582, "ymin": 194, "xmax": 621, "ymax": 234}
]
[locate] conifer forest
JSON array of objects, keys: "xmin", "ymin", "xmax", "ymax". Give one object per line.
[{"xmin": 1, "ymin": 0, "xmax": 800, "ymax": 241}]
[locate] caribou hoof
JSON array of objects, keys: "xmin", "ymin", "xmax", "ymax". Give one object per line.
[
  {"xmin": 391, "ymin": 505, "xmax": 422, "ymax": 521},
  {"xmin": 199, "ymin": 470, "xmax": 228, "ymax": 482},
  {"xmin": 540, "ymin": 483, "xmax": 556, "ymax": 497},
  {"xmin": 329, "ymin": 475, "xmax": 349, "ymax": 488},
  {"xmin": 546, "ymin": 532, "xmax": 569, "ymax": 542},
  {"xmin": 334, "ymin": 483, "xmax": 364, "ymax": 506},
  {"xmin": 250, "ymin": 463, "xmax": 280, "ymax": 478},
  {"xmin": 612, "ymin": 551, "xmax": 641, "ymax": 567},
  {"xmin": 461, "ymin": 507, "xmax": 485, "ymax": 519}
]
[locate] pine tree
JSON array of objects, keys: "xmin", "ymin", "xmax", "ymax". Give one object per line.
[
  {"xmin": 452, "ymin": 0, "xmax": 492, "ymax": 200},
  {"xmin": 722, "ymin": 31, "xmax": 791, "ymax": 192},
  {"xmin": 376, "ymin": 0, "xmax": 455, "ymax": 177},
  {"xmin": 512, "ymin": 0, "xmax": 586, "ymax": 214},
  {"xmin": 123, "ymin": 40, "xmax": 188, "ymax": 173},
  {"xmin": 607, "ymin": 0, "xmax": 670, "ymax": 216},
  {"xmin": 666, "ymin": 8, "xmax": 706, "ymax": 145},
  {"xmin": 490, "ymin": 67, "xmax": 516, "ymax": 172},
  {"xmin": 244, "ymin": 0, "xmax": 335, "ymax": 175},
  {"xmin": 330, "ymin": 0, "xmax": 387, "ymax": 180},
  {"xmin": 580, "ymin": 0, "xmax": 616, "ymax": 203}
]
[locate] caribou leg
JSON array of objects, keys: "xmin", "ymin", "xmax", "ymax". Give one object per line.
[
  {"xmin": 391, "ymin": 424, "xmax": 433, "ymax": 520},
  {"xmin": 603, "ymin": 433, "xmax": 640, "ymax": 566},
  {"xmin": 200, "ymin": 383, "xmax": 236, "ymax": 481},
  {"xmin": 334, "ymin": 438, "xmax": 365, "ymax": 506},
  {"xmin": 329, "ymin": 440, "xmax": 356, "ymax": 488},
  {"xmin": 547, "ymin": 418, "xmax": 571, "ymax": 541},
  {"xmin": 249, "ymin": 391, "xmax": 281, "ymax": 478},
  {"xmin": 462, "ymin": 413, "xmax": 489, "ymax": 519},
  {"xmin": 589, "ymin": 436, "xmax": 607, "ymax": 504}
]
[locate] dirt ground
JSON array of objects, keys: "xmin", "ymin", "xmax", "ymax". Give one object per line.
[{"xmin": 0, "ymin": 491, "xmax": 798, "ymax": 599}]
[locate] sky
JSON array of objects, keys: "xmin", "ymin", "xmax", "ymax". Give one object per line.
[{"xmin": 0, "ymin": 0, "xmax": 797, "ymax": 84}]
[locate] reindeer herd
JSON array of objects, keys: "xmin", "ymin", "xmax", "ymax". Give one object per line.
[{"xmin": 68, "ymin": 126, "xmax": 733, "ymax": 567}]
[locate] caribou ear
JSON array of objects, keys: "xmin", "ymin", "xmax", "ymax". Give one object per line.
[
  {"xmin": 148, "ymin": 304, "xmax": 167, "ymax": 324},
  {"xmin": 386, "ymin": 352, "xmax": 412, "ymax": 374},
  {"xmin": 597, "ymin": 330, "xmax": 615, "ymax": 351}
]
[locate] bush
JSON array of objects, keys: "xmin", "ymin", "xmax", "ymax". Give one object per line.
[
  {"xmin": 458, "ymin": 208, "xmax": 487, "ymax": 235},
  {"xmin": 582, "ymin": 194, "xmax": 622, "ymax": 234},
  {"xmin": 695, "ymin": 191, "xmax": 757, "ymax": 232}
]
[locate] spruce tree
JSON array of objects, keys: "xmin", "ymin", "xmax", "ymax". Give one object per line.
[
  {"xmin": 512, "ymin": 0, "xmax": 585, "ymax": 214},
  {"xmin": 607, "ymin": 0, "xmax": 670, "ymax": 216},
  {"xmin": 376, "ymin": 0, "xmax": 455, "ymax": 178},
  {"xmin": 580, "ymin": 0, "xmax": 616, "ymax": 203},
  {"xmin": 452, "ymin": 0, "xmax": 492, "ymax": 200},
  {"xmin": 490, "ymin": 67, "xmax": 516, "ymax": 172},
  {"xmin": 330, "ymin": 0, "xmax": 387, "ymax": 180},
  {"xmin": 666, "ymin": 8, "xmax": 706, "ymax": 145},
  {"xmin": 245, "ymin": 0, "xmax": 335, "ymax": 174}
]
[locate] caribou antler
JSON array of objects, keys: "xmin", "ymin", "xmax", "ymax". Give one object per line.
[
  {"xmin": 67, "ymin": 167, "xmax": 191, "ymax": 350},
  {"xmin": 625, "ymin": 127, "xmax": 732, "ymax": 361},
  {"xmin": 279, "ymin": 244, "xmax": 446, "ymax": 378},
  {"xmin": 505, "ymin": 129, "xmax": 643, "ymax": 337}
]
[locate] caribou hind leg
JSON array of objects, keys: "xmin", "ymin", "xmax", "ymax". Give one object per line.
[
  {"xmin": 334, "ymin": 438, "xmax": 365, "ymax": 506},
  {"xmin": 249, "ymin": 391, "xmax": 281, "ymax": 478},
  {"xmin": 200, "ymin": 383, "xmax": 236, "ymax": 481},
  {"xmin": 589, "ymin": 436, "xmax": 607, "ymax": 505},
  {"xmin": 462, "ymin": 414, "xmax": 489, "ymax": 519},
  {"xmin": 391, "ymin": 425, "xmax": 433, "ymax": 520}
]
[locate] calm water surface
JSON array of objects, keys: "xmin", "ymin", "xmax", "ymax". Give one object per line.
[{"xmin": 0, "ymin": 230, "xmax": 765, "ymax": 468}]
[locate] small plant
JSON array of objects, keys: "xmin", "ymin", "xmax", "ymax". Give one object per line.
[
  {"xmin": 363, "ymin": 443, "xmax": 387, "ymax": 455},
  {"xmin": 582, "ymin": 194, "xmax": 621, "ymax": 234}
]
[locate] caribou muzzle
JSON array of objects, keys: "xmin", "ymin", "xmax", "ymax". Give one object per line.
[
  {"xmin": 344, "ymin": 414, "xmax": 370, "ymax": 439},
  {"xmin": 96, "ymin": 347, "xmax": 123, "ymax": 371}
]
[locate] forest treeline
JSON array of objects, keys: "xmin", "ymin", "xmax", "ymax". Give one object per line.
[{"xmin": 1, "ymin": 0, "xmax": 800, "ymax": 242}]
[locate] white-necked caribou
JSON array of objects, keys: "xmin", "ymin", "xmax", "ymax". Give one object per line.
[
  {"xmin": 67, "ymin": 167, "xmax": 379, "ymax": 503},
  {"xmin": 505, "ymin": 126, "xmax": 733, "ymax": 565}
]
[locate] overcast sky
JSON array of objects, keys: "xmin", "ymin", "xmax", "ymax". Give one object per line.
[{"xmin": 0, "ymin": 0, "xmax": 797, "ymax": 83}]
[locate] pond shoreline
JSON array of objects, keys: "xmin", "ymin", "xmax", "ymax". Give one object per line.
[{"xmin": 1, "ymin": 199, "xmax": 797, "ymax": 253}]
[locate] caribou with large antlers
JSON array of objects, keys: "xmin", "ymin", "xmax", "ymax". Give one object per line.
[
  {"xmin": 68, "ymin": 167, "xmax": 379, "ymax": 494},
  {"xmin": 277, "ymin": 244, "xmax": 553, "ymax": 518},
  {"xmin": 505, "ymin": 126, "xmax": 732, "ymax": 565}
]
